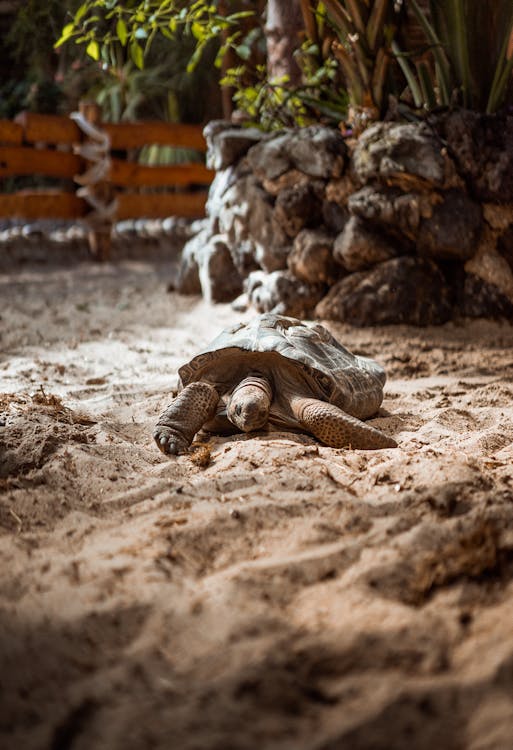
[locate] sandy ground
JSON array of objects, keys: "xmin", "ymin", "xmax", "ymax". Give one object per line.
[{"xmin": 2, "ymin": 241, "xmax": 513, "ymax": 750}]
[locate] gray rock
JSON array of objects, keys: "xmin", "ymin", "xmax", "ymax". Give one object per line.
[
  {"xmin": 322, "ymin": 201, "xmax": 350, "ymax": 233},
  {"xmin": 285, "ymin": 125, "xmax": 347, "ymax": 178},
  {"xmin": 205, "ymin": 165, "xmax": 241, "ymax": 220},
  {"xmin": 435, "ymin": 110, "xmax": 513, "ymax": 202},
  {"xmin": 288, "ymin": 229, "xmax": 339, "ymax": 284},
  {"xmin": 246, "ymin": 269, "xmax": 324, "ymax": 318},
  {"xmin": 176, "ymin": 230, "xmax": 203, "ymax": 295},
  {"xmin": 465, "ymin": 240, "xmax": 513, "ymax": 302},
  {"xmin": 204, "ymin": 121, "xmax": 266, "ymax": 171},
  {"xmin": 351, "ymin": 121, "xmax": 446, "ymax": 188},
  {"xmin": 161, "ymin": 216, "xmax": 196, "ymax": 244},
  {"xmin": 247, "ymin": 125, "xmax": 346, "ymax": 182},
  {"xmin": 348, "ymin": 186, "xmax": 433, "ymax": 239},
  {"xmin": 417, "ymin": 190, "xmax": 482, "ymax": 261},
  {"xmin": 273, "ymin": 182, "xmax": 324, "ymax": 238},
  {"xmin": 246, "ymin": 132, "xmax": 292, "ymax": 181},
  {"xmin": 325, "ymin": 175, "xmax": 356, "ymax": 206},
  {"xmin": 217, "ymin": 174, "xmax": 289, "ymax": 273},
  {"xmin": 316, "ymin": 256, "xmax": 452, "ymax": 326},
  {"xmin": 460, "ymin": 273, "xmax": 513, "ymax": 319},
  {"xmin": 262, "ymin": 169, "xmax": 311, "ymax": 196},
  {"xmin": 177, "ymin": 228, "xmax": 242, "ymax": 302},
  {"xmin": 333, "ymin": 216, "xmax": 399, "ymax": 271},
  {"xmin": 197, "ymin": 235, "xmax": 243, "ymax": 303}
]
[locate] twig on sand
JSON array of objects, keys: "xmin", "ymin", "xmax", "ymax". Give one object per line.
[{"xmin": 9, "ymin": 507, "xmax": 22, "ymax": 532}]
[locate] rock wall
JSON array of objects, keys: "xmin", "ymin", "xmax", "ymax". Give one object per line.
[{"xmin": 177, "ymin": 112, "xmax": 513, "ymax": 325}]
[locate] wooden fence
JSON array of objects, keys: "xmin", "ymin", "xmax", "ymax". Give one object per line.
[{"xmin": 0, "ymin": 103, "xmax": 214, "ymax": 258}]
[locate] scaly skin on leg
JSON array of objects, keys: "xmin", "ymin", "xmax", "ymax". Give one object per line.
[
  {"xmin": 292, "ymin": 396, "xmax": 397, "ymax": 450},
  {"xmin": 154, "ymin": 382, "xmax": 219, "ymax": 455}
]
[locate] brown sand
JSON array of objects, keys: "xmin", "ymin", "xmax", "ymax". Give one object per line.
[{"xmin": 1, "ymin": 246, "xmax": 513, "ymax": 750}]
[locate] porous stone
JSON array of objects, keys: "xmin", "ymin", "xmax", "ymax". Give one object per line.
[
  {"xmin": 217, "ymin": 174, "xmax": 289, "ymax": 273},
  {"xmin": 348, "ymin": 186, "xmax": 434, "ymax": 239},
  {"xmin": 205, "ymin": 164, "xmax": 242, "ymax": 220},
  {"xmin": 262, "ymin": 169, "xmax": 311, "ymax": 196},
  {"xmin": 285, "ymin": 125, "xmax": 347, "ymax": 178},
  {"xmin": 460, "ymin": 274, "xmax": 513, "ymax": 319},
  {"xmin": 288, "ymin": 229, "xmax": 340, "ymax": 284},
  {"xmin": 176, "ymin": 223, "xmax": 209, "ymax": 295},
  {"xmin": 196, "ymin": 235, "xmax": 243, "ymax": 303},
  {"xmin": 316, "ymin": 257, "xmax": 452, "ymax": 326},
  {"xmin": 483, "ymin": 203, "xmax": 513, "ymax": 231},
  {"xmin": 465, "ymin": 239, "xmax": 513, "ymax": 303},
  {"xmin": 322, "ymin": 201, "xmax": 350, "ymax": 233},
  {"xmin": 204, "ymin": 121, "xmax": 266, "ymax": 171},
  {"xmin": 176, "ymin": 225, "xmax": 242, "ymax": 302},
  {"xmin": 435, "ymin": 110, "xmax": 513, "ymax": 202},
  {"xmin": 246, "ymin": 270, "xmax": 324, "ymax": 318},
  {"xmin": 497, "ymin": 226, "xmax": 513, "ymax": 272},
  {"xmin": 176, "ymin": 115, "xmax": 513, "ymax": 325},
  {"xmin": 247, "ymin": 125, "xmax": 346, "ymax": 182},
  {"xmin": 245, "ymin": 133, "xmax": 291, "ymax": 181},
  {"xmin": 273, "ymin": 182, "xmax": 324, "ymax": 238},
  {"xmin": 333, "ymin": 216, "xmax": 399, "ymax": 271},
  {"xmin": 351, "ymin": 121, "xmax": 447, "ymax": 188},
  {"xmin": 325, "ymin": 175, "xmax": 356, "ymax": 206},
  {"xmin": 175, "ymin": 254, "xmax": 201, "ymax": 295},
  {"xmin": 417, "ymin": 190, "xmax": 482, "ymax": 261}
]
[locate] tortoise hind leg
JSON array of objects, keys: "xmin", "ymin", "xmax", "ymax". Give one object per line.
[
  {"xmin": 154, "ymin": 382, "xmax": 219, "ymax": 455},
  {"xmin": 292, "ymin": 397, "xmax": 397, "ymax": 450}
]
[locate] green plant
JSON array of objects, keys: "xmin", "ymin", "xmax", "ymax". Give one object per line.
[
  {"xmin": 4, "ymin": 0, "xmax": 86, "ymax": 116},
  {"xmin": 393, "ymin": 0, "xmax": 513, "ymax": 113},
  {"xmin": 222, "ymin": 42, "xmax": 348, "ymax": 129},
  {"xmin": 82, "ymin": 30, "xmax": 220, "ymax": 122},
  {"xmin": 56, "ymin": 0, "xmax": 513, "ymax": 132},
  {"xmin": 55, "ymin": 1, "xmax": 253, "ymax": 73},
  {"xmin": 311, "ymin": 0, "xmax": 401, "ymax": 121},
  {"xmin": 55, "ymin": 1, "xmax": 259, "ymax": 123}
]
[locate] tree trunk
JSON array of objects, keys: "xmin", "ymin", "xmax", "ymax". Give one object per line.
[{"xmin": 265, "ymin": 0, "xmax": 304, "ymax": 84}]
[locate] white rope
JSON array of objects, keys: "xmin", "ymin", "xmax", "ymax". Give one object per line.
[{"xmin": 70, "ymin": 110, "xmax": 116, "ymax": 225}]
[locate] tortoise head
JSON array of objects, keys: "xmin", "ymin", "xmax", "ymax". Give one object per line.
[{"xmin": 227, "ymin": 375, "xmax": 272, "ymax": 433}]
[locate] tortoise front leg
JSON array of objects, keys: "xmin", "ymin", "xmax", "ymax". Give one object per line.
[
  {"xmin": 291, "ymin": 396, "xmax": 397, "ymax": 450},
  {"xmin": 154, "ymin": 382, "xmax": 219, "ymax": 455}
]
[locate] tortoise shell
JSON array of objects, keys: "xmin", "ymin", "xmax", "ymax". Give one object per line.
[{"xmin": 178, "ymin": 313, "xmax": 386, "ymax": 420}]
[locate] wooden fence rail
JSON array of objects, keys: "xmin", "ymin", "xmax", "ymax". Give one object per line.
[{"xmin": 0, "ymin": 105, "xmax": 213, "ymax": 258}]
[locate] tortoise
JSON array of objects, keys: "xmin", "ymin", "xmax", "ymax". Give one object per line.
[{"xmin": 154, "ymin": 313, "xmax": 397, "ymax": 454}]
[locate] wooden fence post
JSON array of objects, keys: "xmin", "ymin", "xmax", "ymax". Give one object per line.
[{"xmin": 72, "ymin": 101, "xmax": 115, "ymax": 261}]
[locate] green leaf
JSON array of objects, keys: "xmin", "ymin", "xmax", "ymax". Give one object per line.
[
  {"xmin": 417, "ymin": 61, "xmax": 437, "ymax": 109},
  {"xmin": 487, "ymin": 12, "xmax": 513, "ymax": 113},
  {"xmin": 74, "ymin": 3, "xmax": 88, "ymax": 24},
  {"xmin": 186, "ymin": 40, "xmax": 206, "ymax": 73},
  {"xmin": 409, "ymin": 0, "xmax": 451, "ymax": 104},
  {"xmin": 191, "ymin": 21, "xmax": 205, "ymax": 40},
  {"xmin": 391, "ymin": 40, "xmax": 423, "ymax": 108},
  {"xmin": 116, "ymin": 18, "xmax": 127, "ymax": 45},
  {"xmin": 366, "ymin": 0, "xmax": 388, "ymax": 51},
  {"xmin": 54, "ymin": 22, "xmax": 75, "ymax": 48},
  {"xmin": 234, "ymin": 43, "xmax": 252, "ymax": 61},
  {"xmin": 130, "ymin": 41, "xmax": 144, "ymax": 69},
  {"xmin": 226, "ymin": 11, "xmax": 255, "ymax": 23},
  {"xmin": 86, "ymin": 39, "xmax": 100, "ymax": 61}
]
